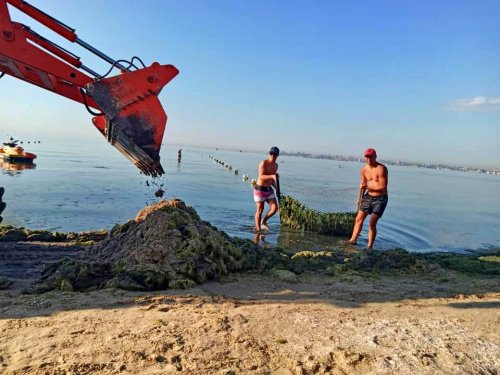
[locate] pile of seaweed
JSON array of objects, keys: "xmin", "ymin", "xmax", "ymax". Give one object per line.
[
  {"xmin": 284, "ymin": 248, "xmax": 500, "ymax": 278},
  {"xmin": 0, "ymin": 225, "xmax": 107, "ymax": 244},
  {"xmin": 2, "ymin": 199, "xmax": 498, "ymax": 293},
  {"xmin": 28, "ymin": 199, "xmax": 288, "ymax": 293},
  {"xmin": 279, "ymin": 195, "xmax": 356, "ymax": 236}
]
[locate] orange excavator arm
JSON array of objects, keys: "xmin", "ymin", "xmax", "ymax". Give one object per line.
[{"xmin": 0, "ymin": 0, "xmax": 178, "ymax": 176}]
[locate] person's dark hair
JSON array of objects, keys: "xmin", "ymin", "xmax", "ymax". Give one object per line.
[{"xmin": 269, "ymin": 146, "xmax": 280, "ymax": 156}]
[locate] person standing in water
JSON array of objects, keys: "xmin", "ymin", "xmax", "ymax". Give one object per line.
[
  {"xmin": 349, "ymin": 148, "xmax": 388, "ymax": 249},
  {"xmin": 253, "ymin": 146, "xmax": 280, "ymax": 232},
  {"xmin": 0, "ymin": 187, "xmax": 5, "ymax": 224}
]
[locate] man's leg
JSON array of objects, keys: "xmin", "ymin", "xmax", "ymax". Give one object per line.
[
  {"xmin": 367, "ymin": 214, "xmax": 380, "ymax": 249},
  {"xmin": 261, "ymin": 199, "xmax": 278, "ymax": 230},
  {"xmin": 254, "ymin": 201, "xmax": 265, "ymax": 231},
  {"xmin": 349, "ymin": 210, "xmax": 368, "ymax": 244}
]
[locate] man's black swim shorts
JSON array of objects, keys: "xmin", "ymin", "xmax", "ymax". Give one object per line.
[{"xmin": 360, "ymin": 194, "xmax": 388, "ymax": 217}]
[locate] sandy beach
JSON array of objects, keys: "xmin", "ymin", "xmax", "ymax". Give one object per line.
[{"xmin": 0, "ymin": 240, "xmax": 499, "ymax": 375}]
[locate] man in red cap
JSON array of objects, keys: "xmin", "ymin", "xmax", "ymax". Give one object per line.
[{"xmin": 349, "ymin": 148, "xmax": 388, "ymax": 249}]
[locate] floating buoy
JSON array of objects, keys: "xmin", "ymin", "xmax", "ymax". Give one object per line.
[
  {"xmin": 251, "ymin": 179, "xmax": 257, "ymax": 186},
  {"xmin": 234, "ymin": 170, "xmax": 238, "ymax": 175},
  {"xmin": 242, "ymin": 174, "xmax": 249, "ymax": 181}
]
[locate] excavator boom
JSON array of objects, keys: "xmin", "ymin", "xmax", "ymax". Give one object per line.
[{"xmin": 0, "ymin": 0, "xmax": 178, "ymax": 176}]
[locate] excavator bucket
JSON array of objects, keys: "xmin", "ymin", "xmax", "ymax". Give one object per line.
[{"xmin": 87, "ymin": 63, "xmax": 179, "ymax": 177}]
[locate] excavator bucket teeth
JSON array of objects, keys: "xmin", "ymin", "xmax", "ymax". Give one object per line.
[{"xmin": 86, "ymin": 63, "xmax": 179, "ymax": 176}]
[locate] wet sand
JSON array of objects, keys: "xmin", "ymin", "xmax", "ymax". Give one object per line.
[{"xmin": 0, "ymin": 241, "xmax": 499, "ymax": 374}]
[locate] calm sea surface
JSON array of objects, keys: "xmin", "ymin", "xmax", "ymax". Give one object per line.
[{"xmin": 1, "ymin": 141, "xmax": 499, "ymax": 254}]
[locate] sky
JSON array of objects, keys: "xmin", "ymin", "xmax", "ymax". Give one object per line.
[{"xmin": 1, "ymin": 0, "xmax": 499, "ymax": 168}]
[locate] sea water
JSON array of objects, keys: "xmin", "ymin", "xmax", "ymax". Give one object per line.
[{"xmin": 1, "ymin": 140, "xmax": 499, "ymax": 254}]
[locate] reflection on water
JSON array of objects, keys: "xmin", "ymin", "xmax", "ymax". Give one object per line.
[
  {"xmin": 0, "ymin": 160, "xmax": 36, "ymax": 176},
  {"xmin": 252, "ymin": 232, "xmax": 270, "ymax": 245},
  {"xmin": 276, "ymin": 228, "xmax": 352, "ymax": 252},
  {"xmin": 252, "ymin": 227, "xmax": 361, "ymax": 253}
]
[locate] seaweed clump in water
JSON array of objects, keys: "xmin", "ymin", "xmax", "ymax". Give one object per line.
[{"xmin": 279, "ymin": 195, "xmax": 356, "ymax": 236}]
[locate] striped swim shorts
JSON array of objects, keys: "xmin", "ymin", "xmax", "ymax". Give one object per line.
[{"xmin": 253, "ymin": 184, "xmax": 276, "ymax": 203}]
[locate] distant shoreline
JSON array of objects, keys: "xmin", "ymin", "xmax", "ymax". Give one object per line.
[{"xmin": 280, "ymin": 151, "xmax": 500, "ymax": 176}]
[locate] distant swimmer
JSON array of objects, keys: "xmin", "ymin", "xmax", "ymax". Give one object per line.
[
  {"xmin": 253, "ymin": 146, "xmax": 280, "ymax": 232},
  {"xmin": 349, "ymin": 148, "xmax": 388, "ymax": 249}
]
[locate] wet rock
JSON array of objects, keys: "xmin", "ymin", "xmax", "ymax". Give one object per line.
[
  {"xmin": 0, "ymin": 227, "xmax": 28, "ymax": 242},
  {"xmin": 105, "ymin": 275, "xmax": 146, "ymax": 291},
  {"xmin": 271, "ymin": 269, "xmax": 299, "ymax": 283},
  {"xmin": 60, "ymin": 278, "xmax": 74, "ymax": 292},
  {"xmin": 66, "ymin": 230, "xmax": 108, "ymax": 243},
  {"xmin": 0, "ymin": 276, "xmax": 13, "ymax": 290},
  {"xmin": 26, "ymin": 231, "xmax": 64, "ymax": 242},
  {"xmin": 168, "ymin": 278, "xmax": 197, "ymax": 289},
  {"xmin": 348, "ymin": 249, "xmax": 418, "ymax": 272},
  {"xmin": 326, "ymin": 264, "xmax": 344, "ymax": 276}
]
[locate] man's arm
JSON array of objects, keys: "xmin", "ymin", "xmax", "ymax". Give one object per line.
[
  {"xmin": 360, "ymin": 167, "xmax": 368, "ymax": 190},
  {"xmin": 357, "ymin": 169, "xmax": 367, "ymax": 211}
]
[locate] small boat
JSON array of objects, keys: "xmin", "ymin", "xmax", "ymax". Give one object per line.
[{"xmin": 0, "ymin": 140, "xmax": 37, "ymax": 163}]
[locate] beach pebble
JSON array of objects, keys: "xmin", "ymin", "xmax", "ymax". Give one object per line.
[{"xmin": 271, "ymin": 269, "xmax": 298, "ymax": 283}]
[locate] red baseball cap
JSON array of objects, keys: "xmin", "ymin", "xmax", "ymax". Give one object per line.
[{"xmin": 364, "ymin": 148, "xmax": 377, "ymax": 158}]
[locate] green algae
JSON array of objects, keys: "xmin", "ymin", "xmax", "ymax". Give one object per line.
[
  {"xmin": 279, "ymin": 195, "xmax": 355, "ymax": 236},
  {"xmin": 423, "ymin": 252, "xmax": 500, "ymax": 276},
  {"xmin": 7, "ymin": 199, "xmax": 496, "ymax": 294},
  {"xmin": 0, "ymin": 225, "xmax": 107, "ymax": 243},
  {"xmin": 479, "ymin": 256, "xmax": 500, "ymax": 263}
]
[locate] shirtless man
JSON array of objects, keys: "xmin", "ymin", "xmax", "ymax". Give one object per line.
[
  {"xmin": 349, "ymin": 148, "xmax": 388, "ymax": 249},
  {"xmin": 253, "ymin": 146, "xmax": 280, "ymax": 232}
]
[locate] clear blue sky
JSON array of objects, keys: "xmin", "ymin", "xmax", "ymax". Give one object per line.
[{"xmin": 1, "ymin": 0, "xmax": 499, "ymax": 168}]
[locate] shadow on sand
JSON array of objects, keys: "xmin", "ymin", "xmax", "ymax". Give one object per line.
[{"xmin": 0, "ymin": 239, "xmax": 498, "ymax": 320}]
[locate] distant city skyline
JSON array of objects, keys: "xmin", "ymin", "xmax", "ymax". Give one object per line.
[{"xmin": 1, "ymin": 0, "xmax": 499, "ymax": 170}]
